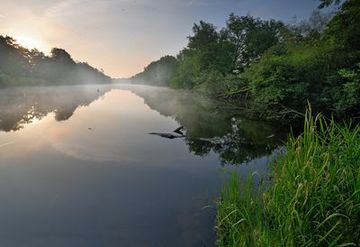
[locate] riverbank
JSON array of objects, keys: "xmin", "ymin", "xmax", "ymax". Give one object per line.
[{"xmin": 216, "ymin": 112, "xmax": 360, "ymax": 246}]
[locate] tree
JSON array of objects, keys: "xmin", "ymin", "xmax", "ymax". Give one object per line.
[
  {"xmin": 325, "ymin": 0, "xmax": 360, "ymax": 51},
  {"xmin": 224, "ymin": 14, "xmax": 284, "ymax": 73},
  {"xmin": 186, "ymin": 21, "xmax": 233, "ymax": 75},
  {"xmin": 170, "ymin": 49, "xmax": 201, "ymax": 89},
  {"xmin": 50, "ymin": 48, "xmax": 75, "ymax": 65},
  {"xmin": 170, "ymin": 20, "xmax": 234, "ymax": 89},
  {"xmin": 0, "ymin": 35, "xmax": 32, "ymax": 84}
]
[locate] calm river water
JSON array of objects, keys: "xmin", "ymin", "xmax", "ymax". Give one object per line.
[{"xmin": 0, "ymin": 84, "xmax": 285, "ymax": 247}]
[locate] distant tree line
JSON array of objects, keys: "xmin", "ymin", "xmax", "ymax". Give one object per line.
[
  {"xmin": 0, "ymin": 36, "xmax": 111, "ymax": 87},
  {"xmin": 130, "ymin": 55, "xmax": 177, "ymax": 86},
  {"xmin": 133, "ymin": 0, "xmax": 360, "ymax": 122}
]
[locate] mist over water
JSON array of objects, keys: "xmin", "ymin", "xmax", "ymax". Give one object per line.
[
  {"xmin": 0, "ymin": 84, "xmax": 286, "ymax": 246},
  {"xmin": 0, "ymin": 85, "xmax": 112, "ymax": 131}
]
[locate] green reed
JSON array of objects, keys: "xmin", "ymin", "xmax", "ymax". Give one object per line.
[{"xmin": 217, "ymin": 111, "xmax": 360, "ymax": 246}]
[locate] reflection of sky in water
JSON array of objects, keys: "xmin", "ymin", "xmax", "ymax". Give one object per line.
[
  {"xmin": 1, "ymin": 90, "xmax": 186, "ymax": 163},
  {"xmin": 0, "ymin": 86, "xmax": 280, "ymax": 247}
]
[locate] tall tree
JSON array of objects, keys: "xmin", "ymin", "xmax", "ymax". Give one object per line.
[{"xmin": 224, "ymin": 14, "xmax": 284, "ymax": 73}]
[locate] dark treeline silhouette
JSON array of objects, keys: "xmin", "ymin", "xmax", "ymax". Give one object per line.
[
  {"xmin": 133, "ymin": 0, "xmax": 359, "ymax": 123},
  {"xmin": 130, "ymin": 55, "xmax": 177, "ymax": 86},
  {"xmin": 0, "ymin": 35, "xmax": 111, "ymax": 87}
]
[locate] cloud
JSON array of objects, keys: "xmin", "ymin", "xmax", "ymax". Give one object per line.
[
  {"xmin": 0, "ymin": 14, "xmax": 5, "ymax": 19},
  {"xmin": 45, "ymin": 0, "xmax": 96, "ymax": 17}
]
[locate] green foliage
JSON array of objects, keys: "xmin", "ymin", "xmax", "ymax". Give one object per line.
[
  {"xmin": 217, "ymin": 112, "xmax": 360, "ymax": 246},
  {"xmin": 169, "ymin": 15, "xmax": 282, "ymax": 95},
  {"xmin": 217, "ymin": 172, "xmax": 267, "ymax": 247},
  {"xmin": 131, "ymin": 55, "xmax": 177, "ymax": 86},
  {"xmin": 320, "ymin": 63, "xmax": 360, "ymax": 115},
  {"xmin": 325, "ymin": 0, "xmax": 360, "ymax": 52},
  {"xmin": 243, "ymin": 41, "xmax": 333, "ymax": 119},
  {"xmin": 170, "ymin": 49, "xmax": 202, "ymax": 89},
  {"xmin": 170, "ymin": 20, "xmax": 234, "ymax": 89},
  {"xmin": 238, "ymin": 0, "xmax": 360, "ymax": 120},
  {"xmin": 0, "ymin": 35, "xmax": 111, "ymax": 87},
  {"xmin": 225, "ymin": 14, "xmax": 284, "ymax": 72},
  {"xmin": 188, "ymin": 21, "xmax": 222, "ymax": 72}
]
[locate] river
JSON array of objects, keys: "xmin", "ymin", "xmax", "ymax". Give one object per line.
[{"xmin": 0, "ymin": 84, "xmax": 286, "ymax": 247}]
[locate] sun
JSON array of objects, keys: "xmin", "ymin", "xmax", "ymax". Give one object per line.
[{"xmin": 15, "ymin": 35, "xmax": 42, "ymax": 50}]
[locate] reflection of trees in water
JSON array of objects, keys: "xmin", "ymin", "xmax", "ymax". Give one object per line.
[
  {"xmin": 0, "ymin": 86, "xmax": 111, "ymax": 132},
  {"xmin": 0, "ymin": 84, "xmax": 287, "ymax": 165},
  {"xmin": 186, "ymin": 119, "xmax": 282, "ymax": 165},
  {"xmin": 120, "ymin": 85, "xmax": 234, "ymax": 137},
  {"xmin": 125, "ymin": 85, "xmax": 287, "ymax": 166}
]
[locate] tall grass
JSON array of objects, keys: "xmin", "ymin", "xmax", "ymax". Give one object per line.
[{"xmin": 217, "ymin": 112, "xmax": 360, "ymax": 246}]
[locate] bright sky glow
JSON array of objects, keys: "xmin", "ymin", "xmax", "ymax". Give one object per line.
[{"xmin": 15, "ymin": 35, "xmax": 43, "ymax": 50}]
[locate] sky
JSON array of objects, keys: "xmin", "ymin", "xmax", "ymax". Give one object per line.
[{"xmin": 0, "ymin": 0, "xmax": 323, "ymax": 78}]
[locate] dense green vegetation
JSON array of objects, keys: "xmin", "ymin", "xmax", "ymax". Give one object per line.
[
  {"xmin": 0, "ymin": 36, "xmax": 111, "ymax": 87},
  {"xmin": 130, "ymin": 55, "xmax": 177, "ymax": 86},
  {"xmin": 217, "ymin": 111, "xmax": 360, "ymax": 246},
  {"xmin": 135, "ymin": 0, "xmax": 359, "ymax": 123}
]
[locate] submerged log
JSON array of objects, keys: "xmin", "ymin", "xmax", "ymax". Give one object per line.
[
  {"xmin": 149, "ymin": 132, "xmax": 185, "ymax": 139},
  {"xmin": 149, "ymin": 126, "xmax": 186, "ymax": 139},
  {"xmin": 173, "ymin": 126, "xmax": 184, "ymax": 135}
]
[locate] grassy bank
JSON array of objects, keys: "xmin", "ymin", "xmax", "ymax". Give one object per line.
[{"xmin": 217, "ymin": 112, "xmax": 360, "ymax": 246}]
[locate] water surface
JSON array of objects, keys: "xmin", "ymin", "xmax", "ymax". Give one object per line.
[{"xmin": 0, "ymin": 84, "xmax": 285, "ymax": 246}]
